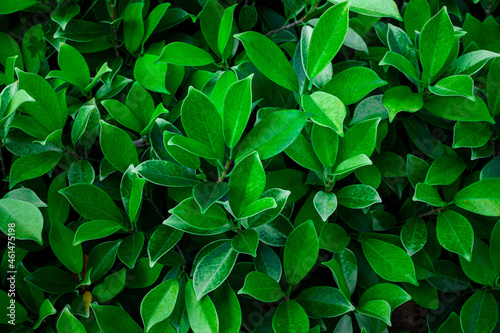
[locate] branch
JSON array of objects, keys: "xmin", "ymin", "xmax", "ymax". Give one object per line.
[{"xmin": 265, "ymin": 0, "xmax": 320, "ymax": 37}]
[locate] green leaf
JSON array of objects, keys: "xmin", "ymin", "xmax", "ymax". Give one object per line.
[
  {"xmin": 284, "ymin": 133, "xmax": 324, "ymax": 174},
  {"xmin": 181, "ymin": 87, "xmax": 224, "ymax": 160},
  {"xmin": 156, "ymin": 42, "xmax": 214, "ymax": 66},
  {"xmin": 313, "ymin": 191, "xmax": 338, "ymax": 222},
  {"xmin": 382, "ymin": 86, "xmax": 423, "ymax": 122},
  {"xmin": 140, "ymin": 279, "xmax": 179, "ymax": 331},
  {"xmin": 57, "ymin": 307, "xmax": 86, "ymax": 333},
  {"xmin": 272, "ymin": 301, "xmax": 309, "ymax": 333},
  {"xmin": 359, "ymin": 283, "xmax": 411, "ymax": 310},
  {"xmin": 253, "ymin": 243, "xmax": 282, "ymax": 282},
  {"xmin": 49, "ymin": 222, "xmax": 83, "ymax": 274},
  {"xmin": 311, "ymin": 123, "xmax": 339, "ymax": 168},
  {"xmin": 307, "ymin": 2, "xmax": 349, "ymax": 80},
  {"xmin": 419, "ymin": 7, "xmax": 454, "ymax": 81},
  {"xmin": 454, "ymin": 179, "xmax": 500, "ymax": 216},
  {"xmin": 413, "ymin": 182, "xmax": 446, "ymax": 207},
  {"xmin": 446, "ymin": 50, "xmax": 499, "ymax": 76},
  {"xmin": 167, "ymin": 135, "xmax": 219, "ymax": 161},
  {"xmin": 25, "ymin": 266, "xmax": 77, "ymax": 294},
  {"xmin": 228, "ymin": 151, "xmax": 266, "ymax": 218},
  {"xmin": 296, "ymin": 286, "xmax": 354, "ymax": 318},
  {"xmin": 147, "ymin": 225, "xmax": 183, "ymax": 266},
  {"xmin": 0, "ymin": 0, "xmax": 38, "ymax": 14},
  {"xmin": 460, "ymin": 290, "xmax": 498, "ymax": 333},
  {"xmin": 59, "ymin": 184, "xmax": 124, "ymax": 224},
  {"xmin": 223, "ymin": 76, "xmax": 253, "ymax": 148},
  {"xmin": 238, "ymin": 271, "xmax": 285, "ymax": 302},
  {"xmin": 361, "ymin": 237, "xmax": 418, "ymax": 285},
  {"xmin": 235, "ymin": 31, "xmax": 299, "ymax": 92},
  {"xmin": 0, "ymin": 199, "xmax": 43, "ymax": 245},
  {"xmin": 118, "ymin": 232, "xmax": 144, "ymax": 269},
  {"xmin": 403, "ymin": 0, "xmax": 431, "ymax": 40},
  {"xmin": 86, "ymin": 240, "xmax": 120, "ymax": 282},
  {"xmin": 123, "ymin": 2, "xmax": 144, "ymax": 54},
  {"xmin": 459, "ymin": 239, "xmax": 496, "ymax": 286},
  {"xmin": 487, "ymin": 58, "xmax": 500, "ymax": 116},
  {"xmin": 333, "ymin": 154, "xmax": 372, "ymax": 177},
  {"xmin": 164, "ymin": 215, "xmax": 231, "ymax": 236},
  {"xmin": 142, "ymin": 3, "xmax": 171, "ymax": 46},
  {"xmin": 322, "ymin": 67, "xmax": 387, "ymax": 105},
  {"xmin": 3, "ymin": 188, "xmax": 46, "ymax": 207},
  {"xmin": 490, "ymin": 220, "xmax": 500, "ymax": 275},
  {"xmin": 170, "ymin": 197, "xmax": 228, "ymax": 230},
  {"xmin": 48, "ymin": 43, "xmax": 90, "ymax": 90},
  {"xmin": 425, "ymin": 156, "xmax": 466, "ymax": 186},
  {"xmin": 328, "ymin": 0, "xmax": 402, "ymax": 20},
  {"xmin": 429, "ymin": 75, "xmax": 475, "ymax": 101},
  {"xmin": 425, "ymin": 94, "xmax": 494, "ymax": 124},
  {"xmin": 68, "ymin": 159, "xmax": 94, "ymax": 185},
  {"xmin": 193, "ymin": 182, "xmax": 229, "ymax": 214},
  {"xmin": 134, "ymin": 54, "xmax": 169, "ymax": 94},
  {"xmin": 99, "ymin": 120, "xmax": 139, "ymax": 173},
  {"xmin": 33, "ymin": 299, "xmax": 57, "ymax": 329},
  {"xmin": 92, "ymin": 304, "xmax": 143, "ymax": 333},
  {"xmin": 379, "ymin": 51, "xmax": 420, "ymax": 81},
  {"xmin": 135, "ymin": 160, "xmax": 200, "ymax": 187},
  {"xmin": 9, "ymin": 151, "xmax": 62, "ymax": 189},
  {"xmin": 436, "ymin": 210, "xmax": 474, "ymax": 261},
  {"xmin": 356, "ymin": 300, "xmax": 392, "ymax": 326},
  {"xmin": 453, "ymin": 121, "xmax": 491, "ymax": 148},
  {"xmin": 401, "ymin": 217, "xmax": 427, "ymax": 256},
  {"xmin": 236, "ymin": 110, "xmax": 309, "ymax": 161},
  {"xmin": 212, "ymin": 283, "xmax": 241, "ymax": 333},
  {"xmin": 218, "ymin": 4, "xmax": 236, "ymax": 56},
  {"xmin": 284, "ymin": 220, "xmax": 319, "ymax": 285},
  {"xmin": 53, "ymin": 19, "xmax": 107, "ymax": 42},
  {"xmin": 337, "ymin": 185, "xmax": 381, "ymax": 209},
  {"xmin": 92, "ymin": 268, "xmax": 126, "ymax": 302},
  {"xmin": 302, "ymin": 92, "xmax": 346, "ymax": 135},
  {"xmin": 211, "ymin": 70, "xmax": 237, "ymax": 112},
  {"xmin": 193, "ymin": 241, "xmax": 238, "ymax": 300},
  {"xmin": 337, "ymin": 118, "xmax": 380, "ymax": 163},
  {"xmin": 437, "ymin": 312, "xmax": 461, "ymax": 333},
  {"xmin": 231, "ymin": 229, "xmax": 259, "ymax": 256}
]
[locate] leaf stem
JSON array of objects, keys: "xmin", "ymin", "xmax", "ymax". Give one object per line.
[
  {"xmin": 106, "ymin": 0, "xmax": 120, "ymax": 58},
  {"xmin": 264, "ymin": 0, "xmax": 320, "ymax": 37},
  {"xmin": 217, "ymin": 159, "xmax": 233, "ymax": 183}
]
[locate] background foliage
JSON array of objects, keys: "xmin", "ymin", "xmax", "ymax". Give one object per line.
[{"xmin": 1, "ymin": 0, "xmax": 500, "ymax": 332}]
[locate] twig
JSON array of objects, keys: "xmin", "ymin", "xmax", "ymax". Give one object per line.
[
  {"xmin": 217, "ymin": 160, "xmax": 232, "ymax": 183},
  {"xmin": 418, "ymin": 207, "xmax": 443, "ymax": 218},
  {"xmin": 106, "ymin": 0, "xmax": 120, "ymax": 58},
  {"xmin": 326, "ymin": 177, "xmax": 333, "ymax": 193},
  {"xmin": 265, "ymin": 0, "xmax": 320, "ymax": 37}
]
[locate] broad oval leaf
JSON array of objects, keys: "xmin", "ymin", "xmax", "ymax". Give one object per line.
[{"xmin": 454, "ymin": 179, "xmax": 500, "ymax": 216}]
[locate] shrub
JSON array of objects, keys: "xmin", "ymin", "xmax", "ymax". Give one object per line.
[{"xmin": 1, "ymin": 0, "xmax": 500, "ymax": 332}]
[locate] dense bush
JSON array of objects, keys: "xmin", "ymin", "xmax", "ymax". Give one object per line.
[{"xmin": 1, "ymin": 0, "xmax": 500, "ymax": 332}]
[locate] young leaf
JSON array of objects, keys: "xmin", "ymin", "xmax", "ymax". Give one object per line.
[
  {"xmin": 217, "ymin": 4, "xmax": 236, "ymax": 56},
  {"xmin": 311, "ymin": 123, "xmax": 339, "ymax": 168},
  {"xmin": 379, "ymin": 51, "xmax": 420, "ymax": 81},
  {"xmin": 284, "ymin": 220, "xmax": 319, "ymax": 285},
  {"xmin": 99, "ymin": 120, "xmax": 139, "ymax": 173},
  {"xmin": 284, "ymin": 133, "xmax": 324, "ymax": 174},
  {"xmin": 436, "ymin": 210, "xmax": 474, "ymax": 261},
  {"xmin": 307, "ymin": 2, "xmax": 349, "ymax": 80},
  {"xmin": 313, "ymin": 191, "xmax": 338, "ymax": 222},
  {"xmin": 170, "ymin": 197, "xmax": 228, "ymax": 230},
  {"xmin": 361, "ymin": 237, "xmax": 418, "ymax": 285},
  {"xmin": 429, "ymin": 75, "xmax": 475, "ymax": 101},
  {"xmin": 73, "ymin": 220, "xmax": 123, "ymax": 245},
  {"xmin": 359, "ymin": 283, "xmax": 411, "ymax": 310},
  {"xmin": 147, "ymin": 226, "xmax": 183, "ymax": 266},
  {"xmin": 337, "ymin": 118, "xmax": 381, "ymax": 163},
  {"xmin": 413, "ymin": 183, "xmax": 446, "ymax": 207},
  {"xmin": 235, "ymin": 31, "xmax": 299, "ymax": 92}
]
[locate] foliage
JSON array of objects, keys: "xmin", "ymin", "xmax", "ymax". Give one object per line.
[{"xmin": 0, "ymin": 0, "xmax": 500, "ymax": 332}]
